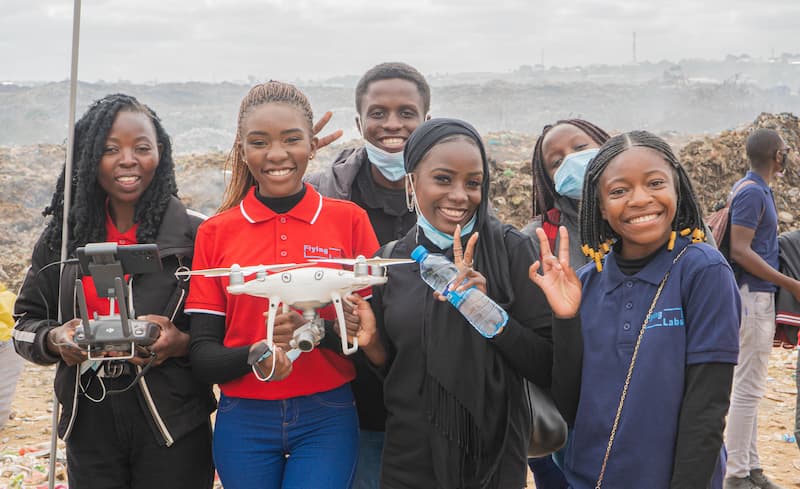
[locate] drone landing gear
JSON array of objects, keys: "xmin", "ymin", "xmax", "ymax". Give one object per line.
[{"xmin": 331, "ymin": 291, "xmax": 358, "ymax": 355}]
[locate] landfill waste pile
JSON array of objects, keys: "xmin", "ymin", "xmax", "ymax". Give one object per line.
[
  {"xmin": 680, "ymin": 112, "xmax": 800, "ymax": 233},
  {"xmin": 2, "ymin": 115, "xmax": 800, "ymax": 488}
]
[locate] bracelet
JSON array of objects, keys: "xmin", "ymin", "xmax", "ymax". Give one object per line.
[{"xmin": 252, "ymin": 348, "xmax": 277, "ymax": 382}]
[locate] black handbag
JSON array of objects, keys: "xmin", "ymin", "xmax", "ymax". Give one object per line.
[{"xmin": 525, "ymin": 379, "xmax": 568, "ymax": 457}]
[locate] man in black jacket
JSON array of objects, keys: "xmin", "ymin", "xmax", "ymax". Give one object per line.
[{"xmin": 306, "ymin": 62, "xmax": 430, "ymax": 488}]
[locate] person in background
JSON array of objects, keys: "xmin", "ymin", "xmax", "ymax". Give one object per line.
[
  {"xmin": 305, "ymin": 61, "xmax": 430, "ymax": 488},
  {"xmin": 0, "ymin": 283, "xmax": 23, "ymax": 430},
  {"xmin": 523, "ymin": 119, "xmax": 609, "ymax": 264},
  {"xmin": 725, "ymin": 128, "xmax": 798, "ymax": 489},
  {"xmin": 521, "ymin": 119, "xmax": 610, "ymax": 488},
  {"xmin": 12, "ymin": 93, "xmax": 216, "ymax": 489},
  {"xmin": 531, "ymin": 130, "xmax": 740, "ymax": 489},
  {"xmin": 343, "ymin": 118, "xmax": 568, "ymax": 489},
  {"xmin": 186, "ymin": 81, "xmax": 379, "ymax": 489}
]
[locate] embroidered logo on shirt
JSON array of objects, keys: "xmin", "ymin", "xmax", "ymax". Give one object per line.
[
  {"xmin": 646, "ymin": 307, "xmax": 685, "ymax": 328},
  {"xmin": 303, "ymin": 244, "xmax": 343, "ymax": 260}
]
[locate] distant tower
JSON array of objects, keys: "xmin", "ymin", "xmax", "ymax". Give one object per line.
[
  {"xmin": 540, "ymin": 48, "xmax": 545, "ymax": 67},
  {"xmin": 632, "ymin": 32, "xmax": 637, "ymax": 64}
]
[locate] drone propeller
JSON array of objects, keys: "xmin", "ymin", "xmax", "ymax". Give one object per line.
[
  {"xmin": 176, "ymin": 263, "xmax": 302, "ymax": 278},
  {"xmin": 312, "ymin": 256, "xmax": 414, "ymax": 267}
]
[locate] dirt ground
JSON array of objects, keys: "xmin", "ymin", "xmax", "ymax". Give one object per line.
[
  {"xmin": 2, "ymin": 115, "xmax": 800, "ymax": 487},
  {"xmin": 1, "ymin": 348, "xmax": 797, "ymax": 488}
]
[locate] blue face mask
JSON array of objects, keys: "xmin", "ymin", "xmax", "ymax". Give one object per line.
[
  {"xmin": 417, "ymin": 211, "xmax": 477, "ymax": 250},
  {"xmin": 553, "ymin": 148, "xmax": 599, "ymax": 200},
  {"xmin": 364, "ymin": 141, "xmax": 406, "ymax": 182}
]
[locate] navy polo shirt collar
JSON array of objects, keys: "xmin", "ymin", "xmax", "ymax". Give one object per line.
[
  {"xmin": 744, "ymin": 170, "xmax": 768, "ymax": 189},
  {"xmin": 239, "ymin": 183, "xmax": 323, "ymax": 225},
  {"xmin": 601, "ymin": 237, "xmax": 692, "ymax": 293}
]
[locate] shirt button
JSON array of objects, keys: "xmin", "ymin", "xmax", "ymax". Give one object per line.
[
  {"xmin": 280, "ymin": 234, "xmax": 287, "ymax": 241},
  {"xmin": 623, "ymin": 322, "xmax": 631, "ymax": 331},
  {"xmin": 625, "ymin": 302, "xmax": 633, "ymax": 310},
  {"xmin": 626, "ymin": 281, "xmax": 633, "ymax": 288},
  {"xmin": 279, "ymin": 217, "xmax": 287, "ymax": 224},
  {"xmin": 280, "ymin": 250, "xmax": 288, "ymax": 257}
]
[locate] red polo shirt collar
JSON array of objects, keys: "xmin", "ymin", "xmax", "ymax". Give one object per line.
[{"xmin": 239, "ymin": 183, "xmax": 324, "ymax": 225}]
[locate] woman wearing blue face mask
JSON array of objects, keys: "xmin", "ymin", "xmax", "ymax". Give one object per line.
[
  {"xmin": 339, "ymin": 118, "xmax": 573, "ymax": 489},
  {"xmin": 521, "ymin": 119, "xmax": 609, "ymax": 489},
  {"xmin": 522, "ymin": 120, "xmax": 610, "ymax": 267}
]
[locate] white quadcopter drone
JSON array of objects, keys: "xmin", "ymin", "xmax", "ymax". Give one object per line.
[{"xmin": 179, "ymin": 255, "xmax": 413, "ymax": 357}]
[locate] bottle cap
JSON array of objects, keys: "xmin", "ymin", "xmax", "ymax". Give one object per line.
[{"xmin": 410, "ymin": 245, "xmax": 429, "ymax": 263}]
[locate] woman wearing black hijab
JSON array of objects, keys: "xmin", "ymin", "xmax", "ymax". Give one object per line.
[{"xmin": 345, "ymin": 118, "xmax": 579, "ymax": 488}]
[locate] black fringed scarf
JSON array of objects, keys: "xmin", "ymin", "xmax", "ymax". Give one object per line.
[{"xmin": 404, "ymin": 118, "xmax": 518, "ymax": 488}]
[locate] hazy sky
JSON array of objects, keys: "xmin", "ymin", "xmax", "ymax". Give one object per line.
[{"xmin": 2, "ymin": 0, "xmax": 798, "ymax": 83}]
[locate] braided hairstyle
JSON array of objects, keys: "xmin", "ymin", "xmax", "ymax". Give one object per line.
[
  {"xmin": 218, "ymin": 81, "xmax": 314, "ymax": 212},
  {"xmin": 579, "ymin": 130, "xmax": 706, "ymax": 271},
  {"xmin": 42, "ymin": 93, "xmax": 177, "ymax": 255},
  {"xmin": 530, "ymin": 119, "xmax": 609, "ymax": 222}
]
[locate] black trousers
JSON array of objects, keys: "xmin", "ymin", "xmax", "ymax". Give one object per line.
[{"xmin": 66, "ymin": 375, "xmax": 214, "ymax": 489}]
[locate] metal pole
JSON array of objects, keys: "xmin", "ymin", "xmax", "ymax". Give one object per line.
[{"xmin": 49, "ymin": 0, "xmax": 81, "ymax": 487}]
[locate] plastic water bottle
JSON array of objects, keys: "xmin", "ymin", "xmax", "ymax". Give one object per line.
[{"xmin": 411, "ymin": 245, "xmax": 508, "ymax": 338}]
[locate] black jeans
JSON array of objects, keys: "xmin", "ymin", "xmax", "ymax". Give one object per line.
[{"xmin": 66, "ymin": 375, "xmax": 213, "ymax": 489}]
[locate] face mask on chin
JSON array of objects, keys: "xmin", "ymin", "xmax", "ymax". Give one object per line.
[
  {"xmin": 553, "ymin": 148, "xmax": 599, "ymax": 200},
  {"xmin": 417, "ymin": 211, "xmax": 477, "ymax": 250},
  {"xmin": 364, "ymin": 141, "xmax": 406, "ymax": 182}
]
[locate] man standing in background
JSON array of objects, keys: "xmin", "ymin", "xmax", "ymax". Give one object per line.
[
  {"xmin": 306, "ymin": 61, "xmax": 430, "ymax": 488},
  {"xmin": 725, "ymin": 128, "xmax": 798, "ymax": 489}
]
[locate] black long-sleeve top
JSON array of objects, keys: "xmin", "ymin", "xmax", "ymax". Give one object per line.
[
  {"xmin": 552, "ymin": 250, "xmax": 735, "ymax": 489},
  {"xmin": 372, "ymin": 228, "xmax": 562, "ymax": 488}
]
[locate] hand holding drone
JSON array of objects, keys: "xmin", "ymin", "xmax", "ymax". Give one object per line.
[{"xmin": 178, "ymin": 255, "xmax": 413, "ymax": 361}]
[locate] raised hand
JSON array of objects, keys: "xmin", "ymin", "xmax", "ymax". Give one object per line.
[
  {"xmin": 528, "ymin": 226, "xmax": 581, "ymax": 319},
  {"xmin": 313, "ymin": 111, "xmax": 344, "ymax": 150},
  {"xmin": 435, "ymin": 224, "xmax": 486, "ymax": 302}
]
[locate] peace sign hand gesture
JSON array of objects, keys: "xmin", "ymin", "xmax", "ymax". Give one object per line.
[
  {"xmin": 528, "ymin": 226, "xmax": 581, "ymax": 319},
  {"xmin": 434, "ymin": 224, "xmax": 487, "ymax": 301}
]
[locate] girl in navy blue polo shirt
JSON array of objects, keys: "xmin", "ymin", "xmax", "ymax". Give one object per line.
[{"xmin": 530, "ymin": 130, "xmax": 741, "ymax": 489}]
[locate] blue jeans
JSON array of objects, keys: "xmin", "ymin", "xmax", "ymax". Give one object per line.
[
  {"xmin": 352, "ymin": 430, "xmax": 384, "ymax": 489},
  {"xmin": 213, "ymin": 385, "xmax": 359, "ymax": 489}
]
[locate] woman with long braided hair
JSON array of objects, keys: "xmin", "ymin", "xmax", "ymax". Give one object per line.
[
  {"xmin": 522, "ymin": 119, "xmax": 609, "ymax": 265},
  {"xmin": 530, "ymin": 130, "xmax": 740, "ymax": 489},
  {"xmin": 523, "ymin": 119, "xmax": 610, "ymax": 488},
  {"xmin": 13, "ymin": 93, "xmax": 216, "ymax": 489}
]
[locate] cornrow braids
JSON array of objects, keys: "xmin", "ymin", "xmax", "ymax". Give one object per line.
[
  {"xmin": 42, "ymin": 93, "xmax": 178, "ymax": 255},
  {"xmin": 530, "ymin": 119, "xmax": 609, "ymax": 222},
  {"xmin": 579, "ymin": 130, "xmax": 707, "ymax": 271},
  {"xmin": 218, "ymin": 81, "xmax": 314, "ymax": 212}
]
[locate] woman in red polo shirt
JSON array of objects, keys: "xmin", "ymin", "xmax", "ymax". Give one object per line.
[{"xmin": 186, "ymin": 81, "xmax": 379, "ymax": 489}]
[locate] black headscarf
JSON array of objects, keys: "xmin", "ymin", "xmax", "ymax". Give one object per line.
[{"xmin": 404, "ymin": 118, "xmax": 516, "ymax": 488}]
